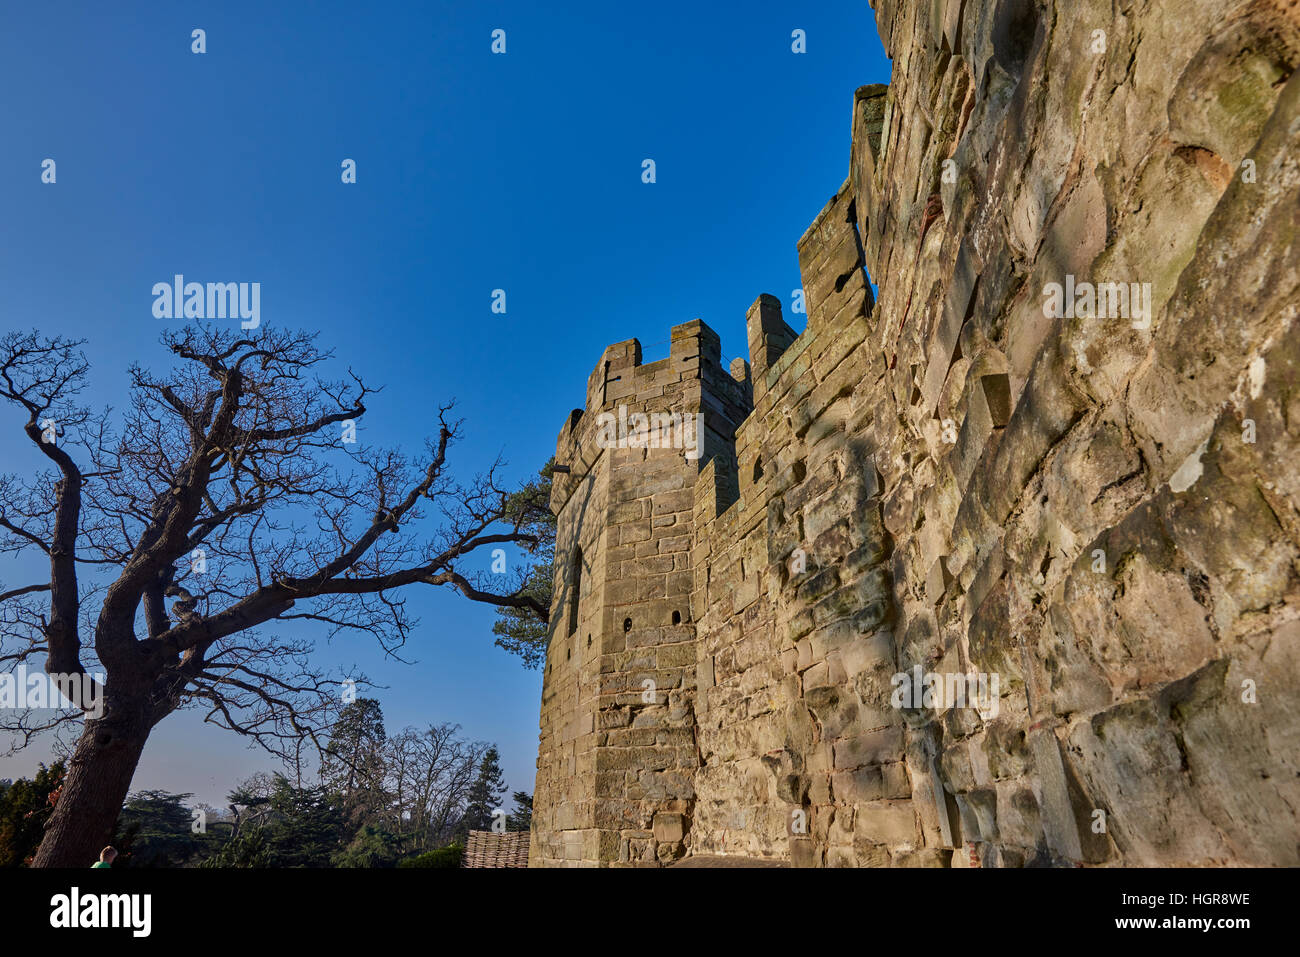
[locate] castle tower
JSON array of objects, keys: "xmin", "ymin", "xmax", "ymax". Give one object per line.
[{"xmin": 530, "ymin": 319, "xmax": 751, "ymax": 866}]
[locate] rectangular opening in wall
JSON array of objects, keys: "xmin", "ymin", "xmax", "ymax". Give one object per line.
[{"xmin": 567, "ymin": 547, "xmax": 583, "ymax": 636}]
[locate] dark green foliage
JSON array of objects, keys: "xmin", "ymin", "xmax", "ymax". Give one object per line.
[
  {"xmin": 334, "ymin": 824, "xmax": 403, "ymax": 868},
  {"xmin": 114, "ymin": 790, "xmax": 212, "ymax": 867},
  {"xmin": 322, "ymin": 698, "xmax": 389, "ymax": 826},
  {"xmin": 491, "ymin": 562, "xmax": 554, "ymax": 669},
  {"xmin": 203, "ymin": 774, "xmax": 347, "ymax": 868},
  {"xmin": 460, "ymin": 746, "xmax": 507, "ymax": 836},
  {"xmin": 0, "ymin": 762, "xmax": 64, "ymax": 867},
  {"xmin": 491, "ymin": 459, "xmax": 556, "ymax": 669},
  {"xmin": 202, "ymin": 827, "xmax": 270, "ymax": 868},
  {"xmin": 396, "ymin": 843, "xmax": 463, "ymax": 868},
  {"xmin": 506, "ymin": 791, "xmax": 533, "ymax": 832}
]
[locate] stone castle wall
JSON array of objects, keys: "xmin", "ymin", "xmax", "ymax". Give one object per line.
[
  {"xmin": 532, "ymin": 0, "xmax": 1300, "ymax": 866},
  {"xmin": 531, "ymin": 323, "xmax": 751, "ymax": 865}
]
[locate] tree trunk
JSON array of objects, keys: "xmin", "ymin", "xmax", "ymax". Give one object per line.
[{"xmin": 31, "ymin": 712, "xmax": 151, "ymax": 868}]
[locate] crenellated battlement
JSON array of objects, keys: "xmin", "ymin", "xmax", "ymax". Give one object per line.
[{"xmin": 548, "ymin": 320, "xmax": 752, "ymax": 519}]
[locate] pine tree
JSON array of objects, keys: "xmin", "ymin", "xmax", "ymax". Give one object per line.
[
  {"xmin": 0, "ymin": 762, "xmax": 65, "ymax": 867},
  {"xmin": 506, "ymin": 791, "xmax": 533, "ymax": 832},
  {"xmin": 490, "ymin": 461, "xmax": 556, "ymax": 669},
  {"xmin": 460, "ymin": 747, "xmax": 506, "ymax": 835},
  {"xmin": 322, "ymin": 698, "xmax": 388, "ymax": 826}
]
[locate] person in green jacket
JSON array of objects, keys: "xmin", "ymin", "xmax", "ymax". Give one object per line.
[{"xmin": 91, "ymin": 846, "xmax": 117, "ymax": 869}]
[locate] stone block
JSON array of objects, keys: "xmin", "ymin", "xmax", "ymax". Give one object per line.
[{"xmin": 652, "ymin": 811, "xmax": 685, "ymax": 843}]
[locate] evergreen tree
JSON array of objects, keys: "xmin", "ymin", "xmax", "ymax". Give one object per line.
[
  {"xmin": 115, "ymin": 789, "xmax": 207, "ymax": 867},
  {"xmin": 491, "ymin": 562, "xmax": 554, "ymax": 669},
  {"xmin": 460, "ymin": 747, "xmax": 506, "ymax": 834},
  {"xmin": 204, "ymin": 774, "xmax": 347, "ymax": 868},
  {"xmin": 506, "ymin": 791, "xmax": 533, "ymax": 832},
  {"xmin": 0, "ymin": 762, "xmax": 65, "ymax": 867},
  {"xmin": 322, "ymin": 698, "xmax": 388, "ymax": 826},
  {"xmin": 202, "ymin": 826, "xmax": 270, "ymax": 868},
  {"xmin": 491, "ymin": 461, "xmax": 556, "ymax": 669},
  {"xmin": 334, "ymin": 823, "xmax": 402, "ymax": 868}
]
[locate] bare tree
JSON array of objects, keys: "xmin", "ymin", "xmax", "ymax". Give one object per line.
[
  {"xmin": 0, "ymin": 325, "xmax": 551, "ymax": 867},
  {"xmin": 385, "ymin": 723, "xmax": 484, "ymax": 849}
]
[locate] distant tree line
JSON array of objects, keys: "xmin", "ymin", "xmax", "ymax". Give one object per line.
[{"xmin": 0, "ymin": 698, "xmax": 530, "ymax": 868}]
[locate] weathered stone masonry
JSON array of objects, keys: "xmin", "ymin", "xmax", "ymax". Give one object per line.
[{"xmin": 532, "ymin": 0, "xmax": 1300, "ymax": 866}]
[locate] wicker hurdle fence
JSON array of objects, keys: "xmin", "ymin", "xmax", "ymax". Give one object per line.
[{"xmin": 462, "ymin": 829, "xmax": 530, "ymax": 868}]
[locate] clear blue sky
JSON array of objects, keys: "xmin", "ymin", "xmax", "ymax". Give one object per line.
[{"xmin": 0, "ymin": 1, "xmax": 889, "ymax": 806}]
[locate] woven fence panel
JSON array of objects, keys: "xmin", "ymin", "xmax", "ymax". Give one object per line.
[{"xmin": 462, "ymin": 830, "xmax": 530, "ymax": 868}]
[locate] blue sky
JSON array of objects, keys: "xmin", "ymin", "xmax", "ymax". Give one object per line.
[{"xmin": 0, "ymin": 1, "xmax": 889, "ymax": 806}]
